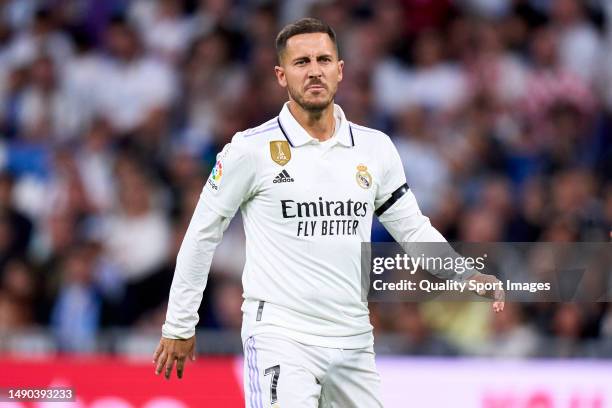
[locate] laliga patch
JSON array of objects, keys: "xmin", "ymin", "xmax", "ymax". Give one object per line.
[
  {"xmin": 207, "ymin": 145, "xmax": 230, "ymax": 191},
  {"xmin": 207, "ymin": 159, "xmax": 223, "ymax": 190},
  {"xmin": 270, "ymin": 141, "xmax": 291, "ymax": 166},
  {"xmin": 356, "ymin": 164, "xmax": 372, "ymax": 189}
]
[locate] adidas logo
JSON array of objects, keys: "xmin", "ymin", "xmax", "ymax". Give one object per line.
[{"xmin": 273, "ymin": 170, "xmax": 294, "ymax": 183}]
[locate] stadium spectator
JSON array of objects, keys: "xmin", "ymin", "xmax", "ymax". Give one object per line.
[
  {"xmin": 50, "ymin": 244, "xmax": 101, "ymax": 352},
  {"xmin": 550, "ymin": 0, "xmax": 602, "ymax": 84},
  {"xmin": 129, "ymin": 0, "xmax": 195, "ymax": 64},
  {"xmin": 101, "ymin": 158, "xmax": 170, "ymax": 284},
  {"xmin": 4, "ymin": 8, "xmax": 73, "ymax": 71},
  {"xmin": 181, "ymin": 29, "xmax": 246, "ymax": 148},
  {"xmin": 0, "ymin": 171, "xmax": 32, "ymax": 260},
  {"xmin": 484, "ymin": 303, "xmax": 539, "ymax": 358},
  {"xmin": 96, "ymin": 17, "xmax": 176, "ymax": 134},
  {"xmin": 393, "ymin": 105, "xmax": 450, "ymax": 214},
  {"xmin": 0, "ymin": 258, "xmax": 35, "ymax": 329}
]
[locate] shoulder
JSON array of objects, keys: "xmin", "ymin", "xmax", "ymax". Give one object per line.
[
  {"xmin": 224, "ymin": 117, "xmax": 283, "ymax": 160},
  {"xmin": 349, "ymin": 122, "xmax": 395, "ymax": 150},
  {"xmin": 349, "ymin": 122, "xmax": 388, "ymax": 138},
  {"xmin": 235, "ymin": 117, "xmax": 282, "ymax": 143}
]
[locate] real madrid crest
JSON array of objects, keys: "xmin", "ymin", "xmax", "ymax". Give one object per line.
[
  {"xmin": 270, "ymin": 141, "xmax": 291, "ymax": 166},
  {"xmin": 356, "ymin": 164, "xmax": 372, "ymax": 189}
]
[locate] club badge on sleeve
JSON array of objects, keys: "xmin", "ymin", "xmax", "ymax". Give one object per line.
[
  {"xmin": 270, "ymin": 141, "xmax": 291, "ymax": 166},
  {"xmin": 356, "ymin": 164, "xmax": 372, "ymax": 189}
]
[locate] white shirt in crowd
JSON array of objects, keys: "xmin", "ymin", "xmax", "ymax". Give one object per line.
[
  {"xmin": 95, "ymin": 57, "xmax": 176, "ymax": 133},
  {"xmin": 104, "ymin": 211, "xmax": 171, "ymax": 282},
  {"xmin": 373, "ymin": 59, "xmax": 467, "ymax": 114}
]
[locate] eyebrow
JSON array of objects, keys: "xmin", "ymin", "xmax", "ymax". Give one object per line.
[{"xmin": 291, "ymin": 54, "xmax": 334, "ymax": 63}]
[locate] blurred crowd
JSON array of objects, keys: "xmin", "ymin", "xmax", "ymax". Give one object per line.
[{"xmin": 0, "ymin": 0, "xmax": 611, "ymax": 357}]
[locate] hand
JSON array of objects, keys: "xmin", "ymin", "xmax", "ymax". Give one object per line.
[
  {"xmin": 468, "ymin": 273, "xmax": 505, "ymax": 313},
  {"xmin": 153, "ymin": 336, "xmax": 196, "ymax": 380}
]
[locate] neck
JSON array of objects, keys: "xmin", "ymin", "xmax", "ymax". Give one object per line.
[{"xmin": 288, "ymin": 100, "xmax": 335, "ymax": 142}]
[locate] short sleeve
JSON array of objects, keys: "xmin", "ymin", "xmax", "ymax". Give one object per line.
[
  {"xmin": 202, "ymin": 134, "xmax": 256, "ymax": 217},
  {"xmin": 374, "ymin": 135, "xmax": 408, "ymax": 210}
]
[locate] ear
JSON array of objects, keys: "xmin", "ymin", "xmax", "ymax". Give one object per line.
[
  {"xmin": 275, "ymin": 65, "xmax": 287, "ymax": 88},
  {"xmin": 337, "ymin": 59, "xmax": 344, "ymax": 83}
]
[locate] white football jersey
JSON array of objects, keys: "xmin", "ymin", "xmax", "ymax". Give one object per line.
[{"xmin": 163, "ymin": 102, "xmax": 451, "ymax": 348}]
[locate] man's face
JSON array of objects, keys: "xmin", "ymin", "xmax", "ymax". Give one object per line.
[{"xmin": 275, "ymin": 32, "xmax": 343, "ymax": 112}]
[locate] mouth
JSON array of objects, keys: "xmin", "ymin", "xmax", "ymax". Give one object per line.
[{"xmin": 306, "ymin": 84, "xmax": 326, "ymax": 92}]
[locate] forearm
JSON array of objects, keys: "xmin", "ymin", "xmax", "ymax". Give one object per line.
[
  {"xmin": 382, "ymin": 211, "xmax": 445, "ymax": 243},
  {"xmin": 379, "ymin": 192, "xmax": 477, "ymax": 281},
  {"xmin": 162, "ymin": 198, "xmax": 231, "ymax": 339}
]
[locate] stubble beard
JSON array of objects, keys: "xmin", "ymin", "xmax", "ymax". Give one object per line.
[{"xmin": 288, "ymin": 84, "xmax": 335, "ymax": 113}]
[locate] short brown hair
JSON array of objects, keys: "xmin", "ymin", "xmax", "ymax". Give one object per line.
[{"xmin": 275, "ymin": 18, "xmax": 338, "ymax": 61}]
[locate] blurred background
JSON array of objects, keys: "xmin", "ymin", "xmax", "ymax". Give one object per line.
[{"xmin": 0, "ymin": 1, "xmax": 611, "ymax": 404}]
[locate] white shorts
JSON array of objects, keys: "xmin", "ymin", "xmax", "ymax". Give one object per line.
[{"xmin": 243, "ymin": 333, "xmax": 384, "ymax": 408}]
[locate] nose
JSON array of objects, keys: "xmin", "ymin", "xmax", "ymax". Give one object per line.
[{"xmin": 307, "ymin": 61, "xmax": 323, "ymax": 78}]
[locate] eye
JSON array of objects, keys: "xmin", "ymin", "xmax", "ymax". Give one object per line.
[{"xmin": 295, "ymin": 60, "xmax": 307, "ymax": 66}]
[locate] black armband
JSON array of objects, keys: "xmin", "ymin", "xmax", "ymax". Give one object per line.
[{"xmin": 375, "ymin": 183, "xmax": 409, "ymax": 217}]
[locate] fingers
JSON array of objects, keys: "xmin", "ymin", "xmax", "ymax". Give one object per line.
[
  {"xmin": 190, "ymin": 343, "xmax": 196, "ymax": 361},
  {"xmin": 153, "ymin": 342, "xmax": 163, "ymax": 364},
  {"xmin": 164, "ymin": 353, "xmax": 176, "ymax": 380},
  {"xmin": 155, "ymin": 350, "xmax": 186, "ymax": 380},
  {"xmin": 153, "ymin": 338, "xmax": 196, "ymax": 380},
  {"xmin": 493, "ymin": 287, "xmax": 505, "ymax": 313},
  {"xmin": 176, "ymin": 356, "xmax": 186, "ymax": 379},
  {"xmin": 155, "ymin": 350, "xmax": 167, "ymax": 376},
  {"xmin": 176, "ymin": 341, "xmax": 196, "ymax": 379}
]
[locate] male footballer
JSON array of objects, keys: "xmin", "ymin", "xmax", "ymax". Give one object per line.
[{"xmin": 154, "ymin": 18, "xmax": 504, "ymax": 407}]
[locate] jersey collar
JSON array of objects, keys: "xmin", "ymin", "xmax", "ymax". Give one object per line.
[{"xmin": 277, "ymin": 102, "xmax": 355, "ymax": 148}]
